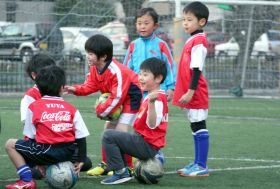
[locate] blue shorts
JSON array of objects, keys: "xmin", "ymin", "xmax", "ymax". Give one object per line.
[{"xmin": 15, "ymin": 139, "xmax": 76, "ymax": 167}]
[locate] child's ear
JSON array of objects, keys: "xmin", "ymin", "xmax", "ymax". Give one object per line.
[
  {"xmin": 199, "ymin": 18, "xmax": 207, "ymax": 27},
  {"xmin": 31, "ymin": 72, "xmax": 37, "ymax": 80},
  {"xmin": 101, "ymin": 55, "xmax": 107, "ymax": 61},
  {"xmin": 155, "ymin": 74, "xmax": 163, "ymax": 84},
  {"xmin": 154, "ymin": 23, "xmax": 160, "ymax": 30}
]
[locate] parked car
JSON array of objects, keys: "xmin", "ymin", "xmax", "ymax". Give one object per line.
[
  {"xmin": 215, "ymin": 30, "xmax": 280, "ymax": 59},
  {"xmin": 61, "ymin": 27, "xmax": 98, "ymax": 63},
  {"xmin": 251, "ymin": 30, "xmax": 280, "ymax": 58},
  {"xmin": 0, "ymin": 22, "xmax": 64, "ymax": 63},
  {"xmin": 98, "ymin": 20, "xmax": 129, "ymax": 56},
  {"xmin": 205, "ymin": 31, "xmax": 230, "ymax": 57},
  {"xmin": 215, "ymin": 37, "xmax": 239, "ymax": 57},
  {"xmin": 61, "ymin": 26, "xmax": 126, "ymax": 63}
]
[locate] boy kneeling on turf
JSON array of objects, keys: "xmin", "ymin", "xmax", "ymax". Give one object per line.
[{"xmin": 101, "ymin": 57, "xmax": 169, "ymax": 185}]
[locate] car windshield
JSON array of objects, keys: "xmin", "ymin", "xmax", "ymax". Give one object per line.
[
  {"xmin": 80, "ymin": 30, "xmax": 98, "ymax": 37},
  {"xmin": 267, "ymin": 31, "xmax": 280, "ymax": 41}
]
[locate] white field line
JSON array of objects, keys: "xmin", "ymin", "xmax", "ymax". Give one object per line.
[
  {"xmin": 1, "ymin": 155, "xmax": 280, "ymax": 182},
  {"xmin": 1, "ymin": 154, "xmax": 280, "ymax": 163},
  {"xmin": 1, "ymin": 164, "xmax": 280, "ymax": 182},
  {"xmin": 1, "ymin": 154, "xmax": 280, "ymax": 162},
  {"xmin": 164, "ymin": 164, "xmax": 280, "ymax": 174}
]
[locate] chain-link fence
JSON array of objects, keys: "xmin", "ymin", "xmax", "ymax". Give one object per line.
[{"xmin": 0, "ymin": 0, "xmax": 279, "ymax": 97}]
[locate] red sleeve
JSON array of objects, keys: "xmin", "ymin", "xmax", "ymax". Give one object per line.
[
  {"xmin": 95, "ymin": 64, "xmax": 131, "ymax": 117},
  {"xmin": 74, "ymin": 69, "xmax": 99, "ymax": 96},
  {"xmin": 124, "ymin": 43, "xmax": 134, "ymax": 67}
]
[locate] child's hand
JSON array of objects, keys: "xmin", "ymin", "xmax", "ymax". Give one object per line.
[
  {"xmin": 166, "ymin": 89, "xmax": 174, "ymax": 102},
  {"xmin": 63, "ymin": 85, "xmax": 76, "ymax": 95},
  {"xmin": 178, "ymin": 90, "xmax": 194, "ymax": 104},
  {"xmin": 74, "ymin": 162, "xmax": 84, "ymax": 176},
  {"xmin": 148, "ymin": 91, "xmax": 158, "ymax": 103}
]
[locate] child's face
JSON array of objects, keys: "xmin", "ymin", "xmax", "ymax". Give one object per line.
[
  {"xmin": 138, "ymin": 69, "xmax": 160, "ymax": 92},
  {"xmin": 86, "ymin": 51, "xmax": 99, "ymax": 67},
  {"xmin": 182, "ymin": 12, "xmax": 205, "ymax": 34},
  {"xmin": 86, "ymin": 51, "xmax": 105, "ymax": 68},
  {"xmin": 136, "ymin": 14, "xmax": 158, "ymax": 38}
]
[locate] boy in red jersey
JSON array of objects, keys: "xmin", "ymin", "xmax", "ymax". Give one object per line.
[
  {"xmin": 5, "ymin": 65, "xmax": 90, "ymax": 189},
  {"xmin": 20, "ymin": 54, "xmax": 92, "ymax": 179},
  {"xmin": 100, "ymin": 57, "xmax": 168, "ymax": 185},
  {"xmin": 64, "ymin": 34, "xmax": 142, "ymax": 176},
  {"xmin": 172, "ymin": 1, "xmax": 210, "ymax": 177}
]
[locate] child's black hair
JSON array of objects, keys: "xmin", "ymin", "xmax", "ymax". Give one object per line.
[
  {"xmin": 85, "ymin": 34, "xmax": 113, "ymax": 61},
  {"xmin": 35, "ymin": 65, "xmax": 65, "ymax": 97},
  {"xmin": 25, "ymin": 53, "xmax": 56, "ymax": 80},
  {"xmin": 140, "ymin": 57, "xmax": 167, "ymax": 84},
  {"xmin": 135, "ymin": 7, "xmax": 159, "ymax": 23},
  {"xmin": 183, "ymin": 1, "xmax": 209, "ymax": 24}
]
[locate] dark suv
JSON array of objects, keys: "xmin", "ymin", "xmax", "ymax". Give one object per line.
[{"xmin": 0, "ymin": 22, "xmax": 64, "ymax": 63}]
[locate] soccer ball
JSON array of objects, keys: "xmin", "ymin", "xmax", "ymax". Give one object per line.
[
  {"xmin": 134, "ymin": 157, "xmax": 164, "ymax": 184},
  {"xmin": 46, "ymin": 161, "xmax": 78, "ymax": 189},
  {"xmin": 95, "ymin": 93, "xmax": 122, "ymax": 121}
]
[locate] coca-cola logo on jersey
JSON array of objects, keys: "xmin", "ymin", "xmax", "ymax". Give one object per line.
[{"xmin": 40, "ymin": 111, "xmax": 71, "ymax": 122}]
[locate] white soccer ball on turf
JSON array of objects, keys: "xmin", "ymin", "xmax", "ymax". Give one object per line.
[
  {"xmin": 46, "ymin": 161, "xmax": 78, "ymax": 189},
  {"xmin": 134, "ymin": 157, "xmax": 164, "ymax": 184}
]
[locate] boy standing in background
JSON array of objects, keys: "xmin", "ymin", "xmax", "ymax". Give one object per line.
[{"xmin": 172, "ymin": 1, "xmax": 210, "ymax": 177}]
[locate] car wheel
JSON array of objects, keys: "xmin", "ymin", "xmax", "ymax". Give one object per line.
[{"xmin": 21, "ymin": 48, "xmax": 33, "ymax": 64}]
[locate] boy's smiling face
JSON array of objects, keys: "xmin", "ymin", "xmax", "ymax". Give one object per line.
[{"xmin": 138, "ymin": 69, "xmax": 161, "ymax": 92}]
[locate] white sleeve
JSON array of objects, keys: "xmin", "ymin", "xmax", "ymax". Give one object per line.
[
  {"xmin": 146, "ymin": 100, "xmax": 163, "ymax": 129},
  {"xmin": 190, "ymin": 44, "xmax": 207, "ymax": 71},
  {"xmin": 74, "ymin": 110, "xmax": 90, "ymax": 139},
  {"xmin": 20, "ymin": 95, "xmax": 35, "ymax": 123},
  {"xmin": 23, "ymin": 108, "xmax": 36, "ymax": 139}
]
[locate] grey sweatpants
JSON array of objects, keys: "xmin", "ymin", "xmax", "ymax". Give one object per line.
[{"xmin": 102, "ymin": 129, "xmax": 158, "ymax": 171}]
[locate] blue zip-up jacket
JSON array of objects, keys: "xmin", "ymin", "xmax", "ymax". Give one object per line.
[{"xmin": 123, "ymin": 33, "xmax": 176, "ymax": 91}]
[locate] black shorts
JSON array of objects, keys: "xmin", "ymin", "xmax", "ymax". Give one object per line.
[{"xmin": 15, "ymin": 139, "xmax": 76, "ymax": 167}]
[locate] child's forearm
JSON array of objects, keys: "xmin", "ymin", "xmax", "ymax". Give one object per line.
[
  {"xmin": 147, "ymin": 102, "xmax": 157, "ymax": 128},
  {"xmin": 75, "ymin": 138, "xmax": 87, "ymax": 163}
]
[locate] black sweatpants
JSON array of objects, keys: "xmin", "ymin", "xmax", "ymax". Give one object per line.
[{"xmin": 102, "ymin": 129, "xmax": 158, "ymax": 171}]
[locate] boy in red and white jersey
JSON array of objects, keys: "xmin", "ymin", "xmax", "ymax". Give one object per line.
[
  {"xmin": 65, "ymin": 34, "xmax": 142, "ymax": 176},
  {"xmin": 5, "ymin": 65, "xmax": 90, "ymax": 189},
  {"xmin": 172, "ymin": 1, "xmax": 210, "ymax": 177},
  {"xmin": 20, "ymin": 54, "xmax": 92, "ymax": 179},
  {"xmin": 100, "ymin": 57, "xmax": 168, "ymax": 185}
]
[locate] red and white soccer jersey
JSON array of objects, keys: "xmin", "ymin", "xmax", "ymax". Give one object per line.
[
  {"xmin": 23, "ymin": 96, "xmax": 89, "ymax": 144},
  {"xmin": 73, "ymin": 58, "xmax": 142, "ymax": 117},
  {"xmin": 20, "ymin": 85, "xmax": 41, "ymax": 122},
  {"xmin": 172, "ymin": 33, "xmax": 209, "ymax": 109},
  {"xmin": 133, "ymin": 91, "xmax": 168, "ymax": 149}
]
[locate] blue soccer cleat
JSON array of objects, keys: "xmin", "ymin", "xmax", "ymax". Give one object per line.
[
  {"xmin": 177, "ymin": 162, "xmax": 195, "ymax": 174},
  {"xmin": 180, "ymin": 163, "xmax": 209, "ymax": 177},
  {"xmin": 101, "ymin": 168, "xmax": 132, "ymax": 185}
]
